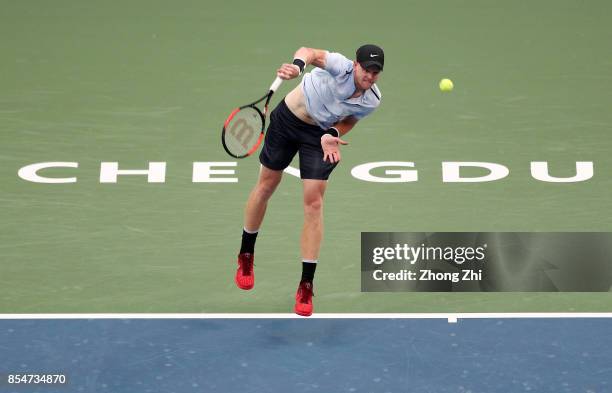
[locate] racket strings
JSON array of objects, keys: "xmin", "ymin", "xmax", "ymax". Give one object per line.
[{"xmin": 223, "ymin": 107, "xmax": 264, "ymax": 157}]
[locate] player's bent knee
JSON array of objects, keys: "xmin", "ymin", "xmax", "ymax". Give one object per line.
[
  {"xmin": 256, "ymin": 169, "xmax": 282, "ymax": 196},
  {"xmin": 303, "ymin": 197, "xmax": 323, "ymax": 215},
  {"xmin": 256, "ymin": 183, "xmax": 278, "ymax": 200}
]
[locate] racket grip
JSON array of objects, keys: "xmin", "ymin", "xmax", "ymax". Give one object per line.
[{"xmin": 269, "ymin": 76, "xmax": 283, "ymax": 93}]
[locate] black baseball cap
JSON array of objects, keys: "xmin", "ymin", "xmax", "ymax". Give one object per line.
[{"xmin": 356, "ymin": 44, "xmax": 384, "ymax": 71}]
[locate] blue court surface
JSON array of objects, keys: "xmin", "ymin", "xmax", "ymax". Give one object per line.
[{"xmin": 1, "ymin": 318, "xmax": 611, "ymax": 393}]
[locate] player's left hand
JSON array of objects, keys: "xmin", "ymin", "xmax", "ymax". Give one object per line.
[
  {"xmin": 277, "ymin": 63, "xmax": 301, "ymax": 80},
  {"xmin": 321, "ymin": 134, "xmax": 349, "ymax": 164}
]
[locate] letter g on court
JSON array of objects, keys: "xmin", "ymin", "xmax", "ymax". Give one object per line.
[{"xmin": 351, "ymin": 162, "xmax": 418, "ymax": 183}]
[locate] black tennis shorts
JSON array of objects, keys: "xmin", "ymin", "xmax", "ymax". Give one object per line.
[{"xmin": 259, "ymin": 99, "xmax": 338, "ymax": 180}]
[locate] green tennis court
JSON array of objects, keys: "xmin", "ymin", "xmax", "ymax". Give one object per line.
[{"xmin": 1, "ymin": 0, "xmax": 611, "ymax": 313}]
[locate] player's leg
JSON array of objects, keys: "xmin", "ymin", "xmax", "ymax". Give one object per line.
[
  {"xmin": 301, "ymin": 179, "xmax": 327, "ymax": 261},
  {"xmin": 243, "ymin": 166, "xmax": 283, "ymax": 234},
  {"xmin": 235, "ymin": 99, "xmax": 298, "ymax": 290},
  {"xmin": 294, "ymin": 179, "xmax": 327, "ymax": 316},
  {"xmin": 235, "ymin": 166, "xmax": 282, "ymax": 290},
  {"xmin": 294, "ymin": 130, "xmax": 339, "ymax": 314}
]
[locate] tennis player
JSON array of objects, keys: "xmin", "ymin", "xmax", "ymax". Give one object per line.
[{"xmin": 235, "ymin": 44, "xmax": 384, "ymax": 316}]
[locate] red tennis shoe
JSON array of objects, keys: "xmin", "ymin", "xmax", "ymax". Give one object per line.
[
  {"xmin": 235, "ymin": 253, "xmax": 254, "ymax": 290},
  {"xmin": 294, "ymin": 280, "xmax": 314, "ymax": 316}
]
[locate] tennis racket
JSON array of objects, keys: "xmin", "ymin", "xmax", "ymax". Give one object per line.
[{"xmin": 221, "ymin": 76, "xmax": 283, "ymax": 158}]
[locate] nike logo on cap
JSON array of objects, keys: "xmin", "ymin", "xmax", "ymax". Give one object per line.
[{"xmin": 370, "ymin": 54, "xmax": 379, "ymax": 57}]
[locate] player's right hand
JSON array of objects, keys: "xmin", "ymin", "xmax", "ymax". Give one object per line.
[{"xmin": 277, "ymin": 63, "xmax": 301, "ymax": 80}]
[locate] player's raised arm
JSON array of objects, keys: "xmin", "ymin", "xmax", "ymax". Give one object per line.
[
  {"xmin": 277, "ymin": 47, "xmax": 327, "ymax": 80},
  {"xmin": 293, "ymin": 47, "xmax": 327, "ymax": 68}
]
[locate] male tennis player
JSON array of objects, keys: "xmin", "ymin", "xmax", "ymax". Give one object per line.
[{"xmin": 234, "ymin": 44, "xmax": 384, "ymax": 316}]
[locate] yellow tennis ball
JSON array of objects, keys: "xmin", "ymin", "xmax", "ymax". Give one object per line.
[{"xmin": 439, "ymin": 78, "xmax": 454, "ymax": 92}]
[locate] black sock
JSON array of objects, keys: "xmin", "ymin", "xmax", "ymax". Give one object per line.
[
  {"xmin": 301, "ymin": 261, "xmax": 317, "ymax": 282},
  {"xmin": 240, "ymin": 229, "xmax": 258, "ymax": 254}
]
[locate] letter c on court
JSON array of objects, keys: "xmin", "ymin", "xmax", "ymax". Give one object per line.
[{"xmin": 18, "ymin": 162, "xmax": 78, "ymax": 184}]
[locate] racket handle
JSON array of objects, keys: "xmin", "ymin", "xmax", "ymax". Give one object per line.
[{"xmin": 269, "ymin": 76, "xmax": 283, "ymax": 93}]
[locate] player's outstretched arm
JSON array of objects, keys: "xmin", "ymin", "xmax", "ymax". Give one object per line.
[
  {"xmin": 277, "ymin": 47, "xmax": 327, "ymax": 80},
  {"xmin": 321, "ymin": 134, "xmax": 348, "ymax": 164},
  {"xmin": 320, "ymin": 116, "xmax": 358, "ymax": 163}
]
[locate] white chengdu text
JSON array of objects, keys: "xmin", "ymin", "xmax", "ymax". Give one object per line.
[{"xmin": 17, "ymin": 161, "xmax": 594, "ymax": 184}]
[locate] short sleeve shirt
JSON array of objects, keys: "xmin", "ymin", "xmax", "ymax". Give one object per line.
[{"xmin": 301, "ymin": 52, "xmax": 381, "ymax": 130}]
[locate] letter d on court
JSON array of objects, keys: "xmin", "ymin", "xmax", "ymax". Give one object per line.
[{"xmin": 443, "ymin": 162, "xmax": 509, "ymax": 183}]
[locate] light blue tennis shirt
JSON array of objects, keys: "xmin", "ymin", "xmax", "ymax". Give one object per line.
[{"xmin": 301, "ymin": 52, "xmax": 382, "ymax": 130}]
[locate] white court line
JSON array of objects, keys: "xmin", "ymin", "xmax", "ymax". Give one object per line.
[{"xmin": 1, "ymin": 313, "xmax": 612, "ymax": 324}]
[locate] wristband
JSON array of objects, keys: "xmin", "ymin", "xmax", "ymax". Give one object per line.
[
  {"xmin": 323, "ymin": 127, "xmax": 340, "ymax": 138},
  {"xmin": 292, "ymin": 58, "xmax": 306, "ymax": 75}
]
